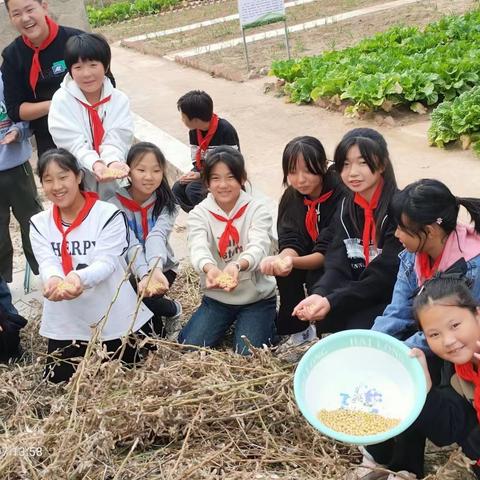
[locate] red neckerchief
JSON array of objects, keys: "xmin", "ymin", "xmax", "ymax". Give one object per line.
[
  {"xmin": 416, "ymin": 250, "xmax": 444, "ymax": 284},
  {"xmin": 195, "ymin": 113, "xmax": 219, "ymax": 171},
  {"xmin": 116, "ymin": 194, "xmax": 155, "ymax": 241},
  {"xmin": 22, "ymin": 16, "xmax": 59, "ymax": 95},
  {"xmin": 77, "ymin": 95, "xmax": 112, "ymax": 154},
  {"xmin": 208, "ymin": 203, "xmax": 249, "ymax": 257},
  {"xmin": 353, "ymin": 178, "xmax": 384, "ymax": 266},
  {"xmin": 455, "ymin": 362, "xmax": 480, "ymax": 423},
  {"xmin": 52, "ymin": 192, "xmax": 99, "ymax": 275},
  {"xmin": 304, "ymin": 190, "xmax": 333, "ymax": 241}
]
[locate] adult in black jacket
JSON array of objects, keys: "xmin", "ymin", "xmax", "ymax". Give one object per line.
[
  {"xmin": 293, "ymin": 128, "xmax": 403, "ymax": 333},
  {"xmin": 1, "ymin": 0, "xmax": 84, "ymax": 156},
  {"xmin": 260, "ymin": 136, "xmax": 345, "ymax": 347}
]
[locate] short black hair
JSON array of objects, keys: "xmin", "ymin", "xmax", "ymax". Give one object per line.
[
  {"xmin": 177, "ymin": 90, "xmax": 213, "ymax": 122},
  {"xmin": 282, "ymin": 136, "xmax": 328, "ymax": 186},
  {"xmin": 202, "ymin": 146, "xmax": 247, "ymax": 187},
  {"xmin": 37, "ymin": 148, "xmax": 84, "ymax": 189},
  {"xmin": 5, "ymin": 0, "xmax": 42, "ymax": 11},
  {"xmin": 413, "ymin": 277, "xmax": 477, "ymax": 330},
  {"xmin": 64, "ymin": 33, "xmax": 111, "ymax": 75}
]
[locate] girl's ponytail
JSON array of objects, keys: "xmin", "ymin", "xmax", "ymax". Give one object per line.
[{"xmin": 456, "ymin": 197, "xmax": 480, "ymax": 234}]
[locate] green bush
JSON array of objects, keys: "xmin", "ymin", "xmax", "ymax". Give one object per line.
[
  {"xmin": 87, "ymin": 0, "xmax": 179, "ymax": 26},
  {"xmin": 428, "ymin": 86, "xmax": 480, "ymax": 156},
  {"xmin": 270, "ymin": 10, "xmax": 480, "ymax": 114}
]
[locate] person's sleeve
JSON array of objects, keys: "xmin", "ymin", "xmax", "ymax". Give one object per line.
[
  {"xmin": 325, "ymin": 222, "xmax": 402, "ymax": 314},
  {"xmin": 29, "ymin": 218, "xmax": 65, "ymax": 282},
  {"xmin": 187, "ymin": 207, "xmax": 216, "ymax": 272},
  {"xmin": 1, "ymin": 54, "xmax": 28, "ymax": 122},
  {"xmin": 75, "ymin": 210, "xmax": 129, "ymax": 288},
  {"xmin": 125, "ymin": 230, "xmax": 149, "ymax": 279},
  {"xmin": 312, "ymin": 215, "xmax": 338, "ymax": 256},
  {"xmin": 239, "ymin": 203, "xmax": 273, "ymax": 271},
  {"xmin": 7, "ymin": 120, "xmax": 30, "ymax": 142},
  {"xmin": 48, "ymin": 91, "xmax": 101, "ymax": 171},
  {"xmin": 277, "ymin": 193, "xmax": 310, "ymax": 256},
  {"xmin": 100, "ymin": 93, "xmax": 134, "ymax": 165},
  {"xmin": 145, "ymin": 206, "xmax": 179, "ymax": 271},
  {"xmin": 371, "ymin": 260, "xmax": 416, "ymax": 338},
  {"xmin": 224, "ymin": 122, "xmax": 240, "ymax": 150},
  {"xmin": 310, "ymin": 224, "xmax": 351, "ymax": 296}
]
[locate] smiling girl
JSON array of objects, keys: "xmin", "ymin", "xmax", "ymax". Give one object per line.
[
  {"xmin": 293, "ymin": 128, "xmax": 402, "ymax": 334},
  {"xmin": 1, "ymin": 0, "xmax": 84, "ymax": 156},
  {"xmin": 48, "ymin": 33, "xmax": 132, "ymax": 199},
  {"xmin": 29, "ymin": 148, "xmax": 152, "ymax": 383},
  {"xmin": 372, "ymin": 179, "xmax": 480, "ymax": 351},
  {"xmin": 110, "ymin": 142, "xmax": 181, "ymax": 338},
  {"xmin": 179, "ymin": 146, "xmax": 277, "ymax": 355},
  {"xmin": 260, "ymin": 136, "xmax": 345, "ymax": 348},
  {"xmin": 357, "ymin": 277, "xmax": 480, "ymax": 480}
]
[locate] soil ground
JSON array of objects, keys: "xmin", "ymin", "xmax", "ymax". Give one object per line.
[{"xmin": 105, "ymin": 0, "xmax": 477, "ymax": 80}]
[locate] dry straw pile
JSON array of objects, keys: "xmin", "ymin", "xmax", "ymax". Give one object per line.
[{"xmin": 0, "ymin": 268, "xmax": 473, "ymax": 479}]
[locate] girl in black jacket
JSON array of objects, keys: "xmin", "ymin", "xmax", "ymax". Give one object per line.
[
  {"xmin": 260, "ymin": 136, "xmax": 345, "ymax": 347},
  {"xmin": 293, "ymin": 128, "xmax": 403, "ymax": 334}
]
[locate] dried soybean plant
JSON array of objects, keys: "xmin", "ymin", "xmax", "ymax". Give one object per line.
[{"xmin": 0, "ymin": 266, "xmax": 475, "ymax": 479}]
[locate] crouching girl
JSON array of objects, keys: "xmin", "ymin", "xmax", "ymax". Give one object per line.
[
  {"xmin": 29, "ymin": 148, "xmax": 152, "ymax": 383},
  {"xmin": 179, "ymin": 146, "xmax": 277, "ymax": 355},
  {"xmin": 356, "ymin": 277, "xmax": 480, "ymax": 480}
]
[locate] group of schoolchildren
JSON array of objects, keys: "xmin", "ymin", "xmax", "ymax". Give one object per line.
[{"xmin": 1, "ymin": 1, "xmax": 480, "ymax": 479}]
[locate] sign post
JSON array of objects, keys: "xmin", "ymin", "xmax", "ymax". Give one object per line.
[{"xmin": 237, "ymin": 0, "xmax": 290, "ymax": 71}]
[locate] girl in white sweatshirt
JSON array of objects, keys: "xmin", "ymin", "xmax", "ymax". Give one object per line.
[
  {"xmin": 178, "ymin": 146, "xmax": 277, "ymax": 355},
  {"xmin": 30, "ymin": 148, "xmax": 152, "ymax": 383},
  {"xmin": 48, "ymin": 33, "xmax": 133, "ymax": 199},
  {"xmin": 108, "ymin": 142, "xmax": 181, "ymax": 337}
]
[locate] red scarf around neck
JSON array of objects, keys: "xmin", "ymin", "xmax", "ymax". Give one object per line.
[
  {"xmin": 304, "ymin": 190, "xmax": 333, "ymax": 242},
  {"xmin": 353, "ymin": 178, "xmax": 384, "ymax": 265},
  {"xmin": 116, "ymin": 193, "xmax": 155, "ymax": 241},
  {"xmin": 195, "ymin": 114, "xmax": 219, "ymax": 171},
  {"xmin": 209, "ymin": 203, "xmax": 249, "ymax": 257},
  {"xmin": 455, "ymin": 362, "xmax": 480, "ymax": 424},
  {"xmin": 22, "ymin": 16, "xmax": 59, "ymax": 95},
  {"xmin": 416, "ymin": 249, "xmax": 444, "ymax": 284},
  {"xmin": 77, "ymin": 95, "xmax": 112, "ymax": 154},
  {"xmin": 52, "ymin": 192, "xmax": 99, "ymax": 275}
]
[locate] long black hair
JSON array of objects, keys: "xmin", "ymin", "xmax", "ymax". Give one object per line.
[
  {"xmin": 37, "ymin": 148, "xmax": 84, "ymax": 190},
  {"xmin": 413, "ymin": 277, "xmax": 478, "ymax": 329},
  {"xmin": 126, "ymin": 142, "xmax": 176, "ymax": 219},
  {"xmin": 392, "ymin": 179, "xmax": 480, "ymax": 249},
  {"xmin": 281, "ymin": 136, "xmax": 328, "ymax": 186},
  {"xmin": 334, "ymin": 128, "xmax": 397, "ymax": 237}
]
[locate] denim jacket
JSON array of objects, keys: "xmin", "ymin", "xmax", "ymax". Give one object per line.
[{"xmin": 372, "ymin": 250, "xmax": 480, "ymax": 352}]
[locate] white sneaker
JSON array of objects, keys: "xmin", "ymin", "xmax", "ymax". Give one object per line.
[{"xmin": 277, "ymin": 324, "xmax": 317, "ymax": 351}]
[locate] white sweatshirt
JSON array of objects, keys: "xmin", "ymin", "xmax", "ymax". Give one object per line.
[
  {"xmin": 29, "ymin": 200, "xmax": 152, "ymax": 341},
  {"xmin": 188, "ymin": 190, "xmax": 276, "ymax": 305},
  {"xmin": 48, "ymin": 75, "xmax": 134, "ymax": 199},
  {"xmin": 108, "ymin": 187, "xmax": 179, "ymax": 278}
]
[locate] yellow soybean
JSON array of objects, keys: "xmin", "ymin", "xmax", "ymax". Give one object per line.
[{"xmin": 317, "ymin": 409, "xmax": 400, "ymax": 436}]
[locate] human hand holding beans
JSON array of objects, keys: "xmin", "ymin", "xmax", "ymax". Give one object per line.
[{"xmin": 293, "ymin": 294, "xmax": 331, "ymax": 321}]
